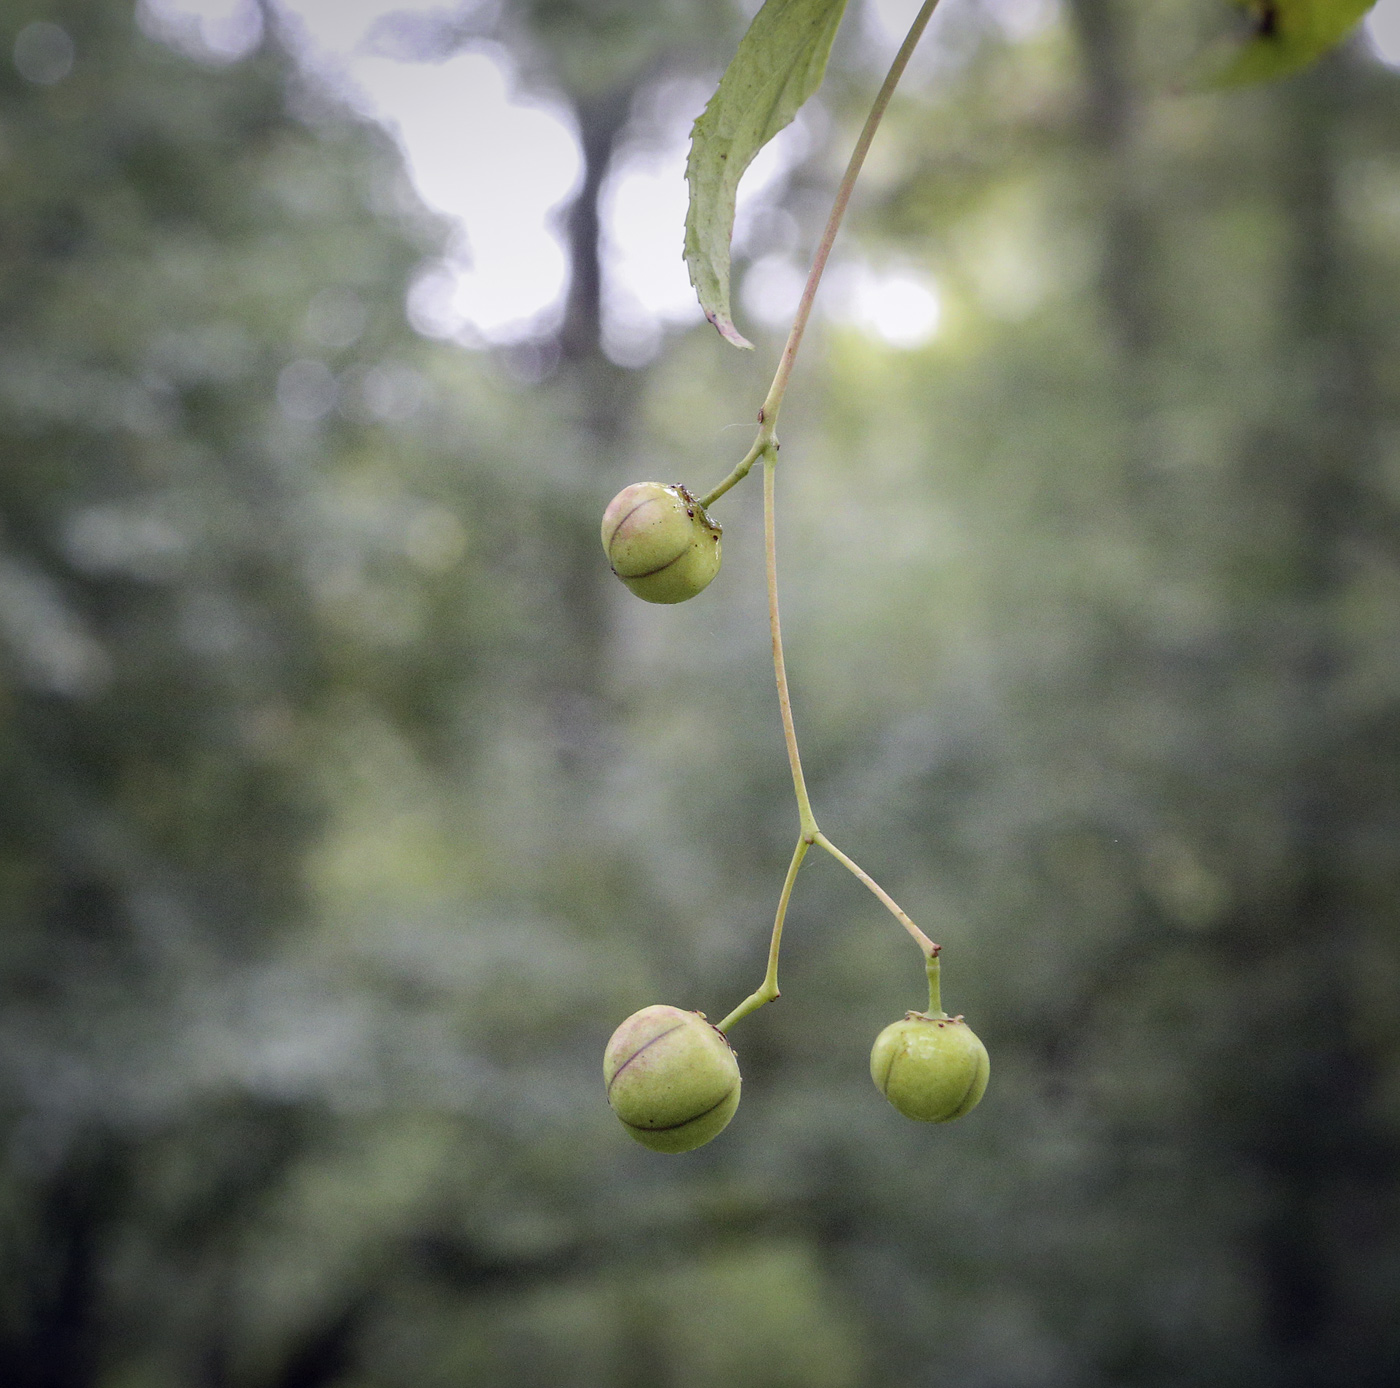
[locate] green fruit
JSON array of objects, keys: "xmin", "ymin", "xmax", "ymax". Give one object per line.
[
  {"xmin": 870, "ymin": 1011, "xmax": 989, "ymax": 1123},
  {"xmin": 603, "ymin": 1004, "xmax": 741, "ymax": 1153},
  {"xmin": 601, "ymin": 482, "xmax": 721, "ymax": 604}
]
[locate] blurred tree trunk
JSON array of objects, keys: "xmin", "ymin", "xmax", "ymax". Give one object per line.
[
  {"xmin": 1, "ymin": 1139, "xmax": 127, "ymax": 1388},
  {"xmin": 559, "ymin": 90, "xmax": 630, "ymax": 368},
  {"xmin": 1060, "ymin": 7, "xmax": 1400, "ymax": 1383},
  {"xmin": 1067, "ymin": 0, "xmax": 1152, "ymax": 360},
  {"xmin": 1070, "ymin": 4, "xmax": 1400, "ymax": 1378},
  {"xmin": 1233, "ymin": 53, "xmax": 1400, "ymax": 1387},
  {"xmin": 546, "ymin": 86, "xmax": 647, "ymax": 777}
]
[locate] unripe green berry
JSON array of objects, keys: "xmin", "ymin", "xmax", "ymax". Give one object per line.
[
  {"xmin": 870, "ymin": 1011, "xmax": 989, "ymax": 1123},
  {"xmin": 603, "ymin": 1004, "xmax": 741, "ymax": 1153},
  {"xmin": 601, "ymin": 482, "xmax": 722, "ymax": 604}
]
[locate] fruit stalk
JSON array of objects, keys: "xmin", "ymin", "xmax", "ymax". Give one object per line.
[
  {"xmin": 813, "ymin": 831, "xmax": 937, "ymax": 959},
  {"xmin": 925, "ymin": 944, "xmax": 943, "ymax": 1017},
  {"xmin": 715, "ymin": 434, "xmax": 933, "ymax": 1037},
  {"xmin": 764, "ymin": 451, "xmax": 818, "ymax": 842},
  {"xmin": 716, "ymin": 836, "xmax": 809, "ymax": 1034},
  {"xmin": 611, "ymin": 0, "xmax": 950, "ymax": 1057}
]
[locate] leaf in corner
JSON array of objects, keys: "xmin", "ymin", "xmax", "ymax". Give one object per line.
[
  {"xmin": 685, "ymin": 0, "xmax": 851, "ymax": 349},
  {"xmin": 1202, "ymin": 0, "xmax": 1378, "ymax": 87}
]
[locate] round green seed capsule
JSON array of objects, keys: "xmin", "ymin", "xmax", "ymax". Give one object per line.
[
  {"xmin": 870, "ymin": 1011, "xmax": 989, "ymax": 1123},
  {"xmin": 601, "ymin": 482, "xmax": 722, "ymax": 604},
  {"xmin": 603, "ymin": 1004, "xmax": 741, "ymax": 1153}
]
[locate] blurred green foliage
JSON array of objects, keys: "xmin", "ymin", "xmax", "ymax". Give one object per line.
[
  {"xmin": 1206, "ymin": 0, "xmax": 1379, "ymax": 87},
  {"xmin": 2, "ymin": 1, "xmax": 1399, "ymax": 1386}
]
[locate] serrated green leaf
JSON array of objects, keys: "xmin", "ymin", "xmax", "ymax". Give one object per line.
[
  {"xmin": 684, "ymin": 0, "xmax": 850, "ymax": 349},
  {"xmin": 1205, "ymin": 0, "xmax": 1378, "ymax": 87}
]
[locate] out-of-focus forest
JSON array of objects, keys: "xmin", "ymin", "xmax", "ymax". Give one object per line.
[{"xmin": 3, "ymin": 0, "xmax": 1399, "ymax": 1384}]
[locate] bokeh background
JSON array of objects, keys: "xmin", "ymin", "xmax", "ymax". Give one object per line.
[{"xmin": 4, "ymin": 1, "xmax": 1400, "ymax": 1385}]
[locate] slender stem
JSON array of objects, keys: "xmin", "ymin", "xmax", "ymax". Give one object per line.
[
  {"xmin": 764, "ymin": 452, "xmax": 819, "ymax": 841},
  {"xmin": 720, "ymin": 452, "xmax": 932, "ymax": 1031},
  {"xmin": 700, "ymin": 432, "xmax": 766, "ymax": 511},
  {"xmin": 699, "ymin": 0, "xmax": 942, "ymax": 510},
  {"xmin": 757, "ymin": 0, "xmax": 941, "ymax": 434},
  {"xmin": 925, "ymin": 947, "xmax": 945, "ymax": 1017},
  {"xmin": 708, "ymin": 3, "xmax": 943, "ymax": 1032},
  {"xmin": 717, "ymin": 837, "xmax": 809, "ymax": 1033},
  {"xmin": 814, "ymin": 831, "xmax": 936, "ymax": 958}
]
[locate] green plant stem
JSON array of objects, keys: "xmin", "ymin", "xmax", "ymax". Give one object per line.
[
  {"xmin": 716, "ymin": 837, "xmax": 809, "ymax": 1033},
  {"xmin": 699, "ymin": 0, "xmax": 942, "ymax": 511},
  {"xmin": 718, "ymin": 442, "xmax": 937, "ymax": 1034},
  {"xmin": 764, "ymin": 452, "xmax": 819, "ymax": 841},
  {"xmin": 710, "ymin": 0, "xmax": 944, "ymax": 1034},
  {"xmin": 700, "ymin": 431, "xmax": 767, "ymax": 512},
  {"xmin": 925, "ymin": 946, "xmax": 945, "ymax": 1017},
  {"xmin": 813, "ymin": 831, "xmax": 937, "ymax": 958}
]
